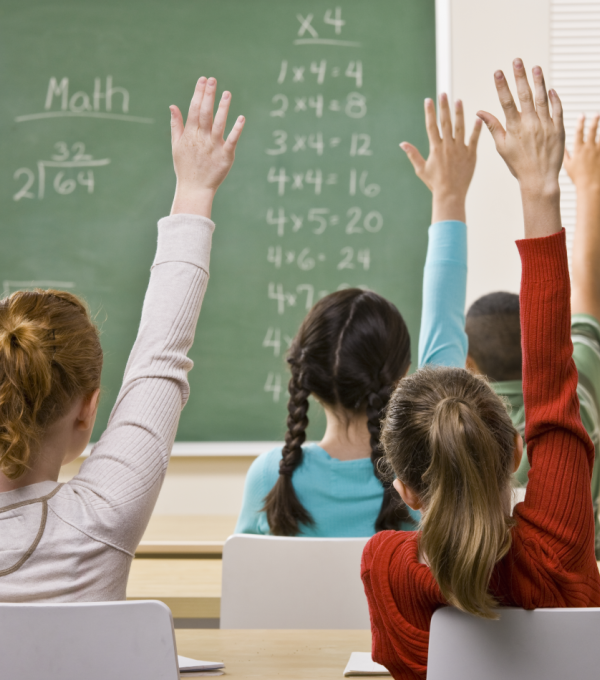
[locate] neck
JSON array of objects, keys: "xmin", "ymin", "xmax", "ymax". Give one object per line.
[
  {"xmin": 0, "ymin": 401, "xmax": 91, "ymax": 493},
  {"xmin": 319, "ymin": 406, "xmax": 372, "ymax": 461},
  {"xmin": 0, "ymin": 441, "xmax": 64, "ymax": 493}
]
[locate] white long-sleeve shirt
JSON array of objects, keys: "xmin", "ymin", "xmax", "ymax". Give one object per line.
[{"xmin": 0, "ymin": 214, "xmax": 213, "ymax": 601}]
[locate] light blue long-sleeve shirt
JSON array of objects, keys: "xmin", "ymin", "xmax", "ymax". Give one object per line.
[
  {"xmin": 235, "ymin": 221, "xmax": 468, "ymax": 536},
  {"xmin": 418, "ymin": 220, "xmax": 468, "ymax": 369}
]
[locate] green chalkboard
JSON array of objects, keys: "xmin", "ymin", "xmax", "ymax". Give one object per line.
[{"xmin": 0, "ymin": 0, "xmax": 435, "ymax": 442}]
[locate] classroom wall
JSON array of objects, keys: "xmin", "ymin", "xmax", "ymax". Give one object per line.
[
  {"xmin": 60, "ymin": 0, "xmax": 553, "ymax": 517},
  {"xmin": 451, "ymin": 0, "xmax": 551, "ymax": 308}
]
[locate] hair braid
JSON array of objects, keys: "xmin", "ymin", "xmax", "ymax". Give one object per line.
[
  {"xmin": 366, "ymin": 384, "xmax": 414, "ymax": 531},
  {"xmin": 263, "ymin": 365, "xmax": 315, "ymax": 535}
]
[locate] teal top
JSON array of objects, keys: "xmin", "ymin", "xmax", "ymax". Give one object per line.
[
  {"xmin": 235, "ymin": 443, "xmax": 421, "ymax": 536},
  {"xmin": 235, "ymin": 221, "xmax": 464, "ymax": 537}
]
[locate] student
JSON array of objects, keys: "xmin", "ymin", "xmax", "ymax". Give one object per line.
[
  {"xmin": 463, "ymin": 117, "xmax": 600, "ymax": 549},
  {"xmin": 361, "ymin": 61, "xmax": 600, "ymax": 679},
  {"xmin": 235, "ymin": 92, "xmax": 481, "ymax": 538},
  {"xmin": 235, "ymin": 288, "xmax": 418, "ymax": 536},
  {"xmin": 0, "ymin": 77, "xmax": 244, "ymax": 601}
]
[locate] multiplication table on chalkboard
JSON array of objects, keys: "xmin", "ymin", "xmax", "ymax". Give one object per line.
[{"xmin": 0, "ymin": 0, "xmax": 435, "ymax": 442}]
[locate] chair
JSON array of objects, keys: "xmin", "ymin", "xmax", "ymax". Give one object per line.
[
  {"xmin": 427, "ymin": 606, "xmax": 600, "ymax": 680},
  {"xmin": 0, "ymin": 600, "xmax": 179, "ymax": 680},
  {"xmin": 221, "ymin": 534, "xmax": 370, "ymax": 629}
]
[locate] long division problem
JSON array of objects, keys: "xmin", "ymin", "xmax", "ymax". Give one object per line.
[{"xmin": 262, "ymin": 6, "xmax": 381, "ymax": 403}]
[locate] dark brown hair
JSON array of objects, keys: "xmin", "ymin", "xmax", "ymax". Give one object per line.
[
  {"xmin": 466, "ymin": 292, "xmax": 522, "ymax": 381},
  {"xmin": 0, "ymin": 290, "xmax": 103, "ymax": 479},
  {"xmin": 381, "ymin": 366, "xmax": 517, "ymax": 618},
  {"xmin": 263, "ymin": 288, "xmax": 412, "ymax": 536}
]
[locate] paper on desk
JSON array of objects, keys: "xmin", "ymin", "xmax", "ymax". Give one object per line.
[
  {"xmin": 343, "ymin": 652, "xmax": 391, "ymax": 676},
  {"xmin": 178, "ymin": 654, "xmax": 225, "ymax": 677}
]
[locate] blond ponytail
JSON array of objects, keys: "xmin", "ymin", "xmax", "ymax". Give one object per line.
[
  {"xmin": 381, "ymin": 366, "xmax": 517, "ymax": 619},
  {"xmin": 0, "ymin": 290, "xmax": 102, "ymax": 479}
]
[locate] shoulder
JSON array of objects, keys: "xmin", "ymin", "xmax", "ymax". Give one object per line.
[
  {"xmin": 572, "ymin": 313, "xmax": 600, "ymax": 343},
  {"xmin": 245, "ymin": 446, "xmax": 283, "ymax": 493},
  {"xmin": 361, "ymin": 530, "xmax": 413, "ymax": 575}
]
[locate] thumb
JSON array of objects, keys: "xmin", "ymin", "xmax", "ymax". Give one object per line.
[
  {"xmin": 400, "ymin": 142, "xmax": 426, "ymax": 177},
  {"xmin": 476, "ymin": 110, "xmax": 506, "ymax": 149},
  {"xmin": 170, "ymin": 105, "xmax": 184, "ymax": 147}
]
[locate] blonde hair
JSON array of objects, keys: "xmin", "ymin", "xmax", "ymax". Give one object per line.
[
  {"xmin": 0, "ymin": 290, "xmax": 102, "ymax": 479},
  {"xmin": 381, "ymin": 366, "xmax": 517, "ymax": 618}
]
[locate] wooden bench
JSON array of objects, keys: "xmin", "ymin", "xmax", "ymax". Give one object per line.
[
  {"xmin": 136, "ymin": 515, "xmax": 237, "ymax": 556},
  {"xmin": 175, "ymin": 629, "xmax": 372, "ymax": 679},
  {"xmin": 127, "ymin": 558, "xmax": 221, "ymax": 620}
]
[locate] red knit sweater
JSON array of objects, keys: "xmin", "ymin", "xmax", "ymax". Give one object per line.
[{"xmin": 361, "ymin": 230, "xmax": 600, "ymax": 679}]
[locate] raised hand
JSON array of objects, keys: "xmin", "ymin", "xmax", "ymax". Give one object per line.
[
  {"xmin": 401, "ymin": 94, "xmax": 482, "ymax": 223},
  {"xmin": 477, "ymin": 60, "xmax": 564, "ymax": 238},
  {"xmin": 565, "ymin": 115, "xmax": 600, "ymax": 320},
  {"xmin": 170, "ymin": 76, "xmax": 245, "ymax": 218},
  {"xmin": 564, "ymin": 114, "xmax": 600, "ymax": 191}
]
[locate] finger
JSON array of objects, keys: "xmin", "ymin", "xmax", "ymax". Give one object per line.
[
  {"xmin": 399, "ymin": 142, "xmax": 426, "ymax": 176},
  {"xmin": 170, "ymin": 105, "xmax": 184, "ymax": 146},
  {"xmin": 199, "ymin": 77, "xmax": 217, "ymax": 133},
  {"xmin": 493, "ymin": 70, "xmax": 520, "ymax": 128},
  {"xmin": 212, "ymin": 91, "xmax": 231, "ymax": 141},
  {"xmin": 512, "ymin": 58, "xmax": 536, "ymax": 115},
  {"xmin": 224, "ymin": 115, "xmax": 246, "ymax": 152},
  {"xmin": 439, "ymin": 93, "xmax": 453, "ymax": 140},
  {"xmin": 587, "ymin": 114, "xmax": 600, "ymax": 145},
  {"xmin": 549, "ymin": 88, "xmax": 564, "ymax": 135},
  {"xmin": 186, "ymin": 77, "xmax": 207, "ymax": 130},
  {"xmin": 477, "ymin": 110, "xmax": 507, "ymax": 149},
  {"xmin": 574, "ymin": 114, "xmax": 585, "ymax": 149},
  {"xmin": 424, "ymin": 98, "xmax": 441, "ymax": 146},
  {"xmin": 563, "ymin": 148, "xmax": 574, "ymax": 181},
  {"xmin": 531, "ymin": 65, "xmax": 550, "ymax": 122},
  {"xmin": 454, "ymin": 100, "xmax": 465, "ymax": 144},
  {"xmin": 468, "ymin": 117, "xmax": 483, "ymax": 152}
]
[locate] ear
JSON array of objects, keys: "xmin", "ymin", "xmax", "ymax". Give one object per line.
[
  {"xmin": 513, "ymin": 431, "xmax": 524, "ymax": 473},
  {"xmin": 75, "ymin": 389, "xmax": 101, "ymax": 431},
  {"xmin": 393, "ymin": 478, "xmax": 423, "ymax": 511},
  {"xmin": 465, "ymin": 353, "xmax": 480, "ymax": 374}
]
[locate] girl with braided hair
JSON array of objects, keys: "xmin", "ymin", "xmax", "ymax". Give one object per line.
[{"xmin": 236, "ymin": 287, "xmax": 417, "ymax": 537}]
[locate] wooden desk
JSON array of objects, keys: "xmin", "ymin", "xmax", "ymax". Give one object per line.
[
  {"xmin": 136, "ymin": 515, "xmax": 237, "ymax": 556},
  {"xmin": 127, "ymin": 558, "xmax": 221, "ymax": 619},
  {"xmin": 175, "ymin": 629, "xmax": 373, "ymax": 679}
]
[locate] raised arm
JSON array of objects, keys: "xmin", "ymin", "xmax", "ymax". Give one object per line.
[
  {"xmin": 564, "ymin": 115, "xmax": 600, "ymax": 321},
  {"xmin": 479, "ymin": 61, "xmax": 595, "ymax": 564},
  {"xmin": 66, "ymin": 78, "xmax": 245, "ymax": 551},
  {"xmin": 401, "ymin": 95, "xmax": 481, "ymax": 368}
]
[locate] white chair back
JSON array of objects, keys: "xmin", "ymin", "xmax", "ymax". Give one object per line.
[
  {"xmin": 221, "ymin": 534, "xmax": 370, "ymax": 629},
  {"xmin": 428, "ymin": 606, "xmax": 600, "ymax": 680},
  {"xmin": 0, "ymin": 600, "xmax": 178, "ymax": 680}
]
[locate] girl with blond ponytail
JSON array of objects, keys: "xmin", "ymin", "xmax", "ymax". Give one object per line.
[
  {"xmin": 0, "ymin": 77, "xmax": 244, "ymax": 601},
  {"xmin": 362, "ymin": 62, "xmax": 600, "ymax": 680}
]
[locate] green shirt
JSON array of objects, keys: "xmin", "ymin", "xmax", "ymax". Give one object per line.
[{"xmin": 494, "ymin": 313, "xmax": 600, "ymax": 552}]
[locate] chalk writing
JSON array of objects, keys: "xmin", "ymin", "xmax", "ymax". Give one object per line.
[{"xmin": 13, "ymin": 142, "xmax": 110, "ymax": 201}]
